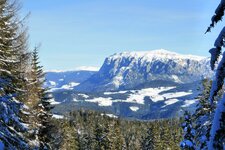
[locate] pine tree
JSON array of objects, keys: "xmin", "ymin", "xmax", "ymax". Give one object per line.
[
  {"xmin": 78, "ymin": 130, "xmax": 93, "ymax": 150},
  {"xmin": 205, "ymin": 0, "xmax": 225, "ymax": 149},
  {"xmin": 0, "ymin": 0, "xmax": 30, "ymax": 149},
  {"xmin": 141, "ymin": 126, "xmax": 155, "ymax": 150},
  {"xmin": 93, "ymin": 121, "xmax": 109, "ymax": 150},
  {"xmin": 60, "ymin": 120, "xmax": 80, "ymax": 150},
  {"xmin": 108, "ymin": 119, "xmax": 125, "ymax": 150},
  {"xmin": 169, "ymin": 118, "xmax": 182, "ymax": 150},
  {"xmin": 192, "ymin": 79, "xmax": 213, "ymax": 149},
  {"xmin": 30, "ymin": 47, "xmax": 55, "ymax": 149},
  {"xmin": 180, "ymin": 111, "xmax": 195, "ymax": 150}
]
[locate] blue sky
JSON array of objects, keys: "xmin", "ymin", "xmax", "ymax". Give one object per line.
[{"xmin": 21, "ymin": 0, "xmax": 223, "ymax": 70}]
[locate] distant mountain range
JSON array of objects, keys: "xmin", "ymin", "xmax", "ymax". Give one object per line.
[
  {"xmin": 45, "ymin": 49, "xmax": 213, "ymax": 120},
  {"xmin": 44, "ymin": 70, "xmax": 97, "ymax": 91}
]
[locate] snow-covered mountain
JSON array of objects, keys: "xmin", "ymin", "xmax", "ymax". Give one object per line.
[
  {"xmin": 45, "ymin": 70, "xmax": 97, "ymax": 91},
  {"xmin": 75, "ymin": 49, "xmax": 212, "ymax": 92},
  {"xmin": 47, "ymin": 50, "xmax": 213, "ymax": 119}
]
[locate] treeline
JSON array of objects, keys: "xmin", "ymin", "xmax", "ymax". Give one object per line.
[{"xmin": 57, "ymin": 110, "xmax": 182, "ymax": 150}]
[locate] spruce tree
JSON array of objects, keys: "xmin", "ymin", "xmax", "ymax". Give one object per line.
[
  {"xmin": 30, "ymin": 47, "xmax": 55, "ymax": 149},
  {"xmin": 0, "ymin": 0, "xmax": 30, "ymax": 149},
  {"xmin": 61, "ymin": 120, "xmax": 80, "ymax": 150},
  {"xmin": 180, "ymin": 111, "xmax": 195, "ymax": 150},
  {"xmin": 108, "ymin": 119, "xmax": 125, "ymax": 150},
  {"xmin": 205, "ymin": 0, "xmax": 225, "ymax": 149},
  {"xmin": 169, "ymin": 118, "xmax": 183, "ymax": 149},
  {"xmin": 192, "ymin": 79, "xmax": 213, "ymax": 149},
  {"xmin": 93, "ymin": 122, "xmax": 109, "ymax": 150},
  {"xmin": 141, "ymin": 126, "xmax": 155, "ymax": 150}
]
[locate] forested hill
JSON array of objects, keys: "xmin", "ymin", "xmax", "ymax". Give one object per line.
[{"xmin": 55, "ymin": 109, "xmax": 183, "ymax": 149}]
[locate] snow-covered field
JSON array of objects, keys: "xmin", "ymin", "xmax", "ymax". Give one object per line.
[
  {"xmin": 74, "ymin": 87, "xmax": 198, "ymax": 108},
  {"xmin": 51, "ymin": 84, "xmax": 200, "ymax": 119},
  {"xmin": 49, "ymin": 98, "xmax": 61, "ymax": 105},
  {"xmin": 101, "ymin": 113, "xmax": 118, "ymax": 118},
  {"xmin": 130, "ymin": 106, "xmax": 140, "ymax": 112},
  {"xmin": 86, "ymin": 97, "xmax": 113, "ymax": 106},
  {"xmin": 52, "ymin": 114, "xmax": 64, "ymax": 119},
  {"xmin": 49, "ymin": 82, "xmax": 80, "ymax": 92},
  {"xmin": 182, "ymin": 99, "xmax": 198, "ymax": 107}
]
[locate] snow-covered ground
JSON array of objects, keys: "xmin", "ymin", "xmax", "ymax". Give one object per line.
[
  {"xmin": 78, "ymin": 93, "xmax": 89, "ymax": 98},
  {"xmin": 130, "ymin": 106, "xmax": 140, "ymax": 112},
  {"xmin": 104, "ymin": 91, "xmax": 127, "ymax": 95},
  {"xmin": 164, "ymin": 99, "xmax": 179, "ymax": 106},
  {"xmin": 182, "ymin": 99, "xmax": 198, "ymax": 107},
  {"xmin": 49, "ymin": 82, "xmax": 80, "ymax": 92},
  {"xmin": 51, "ymin": 84, "xmax": 200, "ymax": 119},
  {"xmin": 101, "ymin": 113, "xmax": 118, "ymax": 118},
  {"xmin": 49, "ymin": 98, "xmax": 61, "ymax": 105},
  {"xmin": 80, "ymin": 87, "xmax": 197, "ymax": 108},
  {"xmin": 86, "ymin": 97, "xmax": 113, "ymax": 106},
  {"xmin": 52, "ymin": 114, "xmax": 64, "ymax": 119},
  {"xmin": 108, "ymin": 49, "xmax": 206, "ymax": 64}
]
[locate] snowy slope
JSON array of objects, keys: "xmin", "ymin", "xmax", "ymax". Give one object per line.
[
  {"xmin": 52, "ymin": 82, "xmax": 201, "ymax": 119},
  {"xmin": 44, "ymin": 70, "xmax": 97, "ymax": 91},
  {"xmin": 75, "ymin": 49, "xmax": 212, "ymax": 92}
]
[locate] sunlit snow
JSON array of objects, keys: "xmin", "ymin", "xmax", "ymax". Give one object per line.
[
  {"xmin": 50, "ymin": 82, "xmax": 80, "ymax": 91},
  {"xmin": 164, "ymin": 99, "xmax": 179, "ymax": 106},
  {"xmin": 130, "ymin": 106, "xmax": 139, "ymax": 112},
  {"xmin": 49, "ymin": 98, "xmax": 61, "ymax": 105},
  {"xmin": 78, "ymin": 93, "xmax": 89, "ymax": 99},
  {"xmin": 85, "ymin": 97, "xmax": 113, "ymax": 106},
  {"xmin": 182, "ymin": 99, "xmax": 198, "ymax": 107},
  {"xmin": 49, "ymin": 81, "xmax": 56, "ymax": 86},
  {"xmin": 101, "ymin": 113, "xmax": 118, "ymax": 118},
  {"xmin": 83, "ymin": 87, "xmax": 195, "ymax": 107},
  {"xmin": 104, "ymin": 91, "xmax": 127, "ymax": 95},
  {"xmin": 52, "ymin": 114, "xmax": 64, "ymax": 119}
]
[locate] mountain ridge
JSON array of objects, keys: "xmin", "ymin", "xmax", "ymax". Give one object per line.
[
  {"xmin": 75, "ymin": 49, "xmax": 212, "ymax": 92},
  {"xmin": 108, "ymin": 49, "xmax": 207, "ymax": 61}
]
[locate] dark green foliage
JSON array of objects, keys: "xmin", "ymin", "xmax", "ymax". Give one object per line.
[
  {"xmin": 206, "ymin": 0, "xmax": 225, "ymax": 33},
  {"xmin": 0, "ymin": 0, "xmax": 30, "ymax": 149},
  {"xmin": 180, "ymin": 111, "xmax": 195, "ymax": 150},
  {"xmin": 212, "ymin": 111, "xmax": 225, "ymax": 149},
  {"xmin": 30, "ymin": 47, "xmax": 56, "ymax": 149},
  {"xmin": 205, "ymin": 0, "xmax": 225, "ymax": 148},
  {"xmin": 193, "ymin": 79, "xmax": 213, "ymax": 149},
  {"xmin": 141, "ymin": 127, "xmax": 155, "ymax": 150},
  {"xmin": 93, "ymin": 122, "xmax": 110, "ymax": 150},
  {"xmin": 55, "ymin": 109, "xmax": 182, "ymax": 150},
  {"xmin": 180, "ymin": 79, "xmax": 224, "ymax": 149}
]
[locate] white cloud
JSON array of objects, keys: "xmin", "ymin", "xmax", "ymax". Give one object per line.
[{"xmin": 45, "ymin": 66, "xmax": 100, "ymax": 72}]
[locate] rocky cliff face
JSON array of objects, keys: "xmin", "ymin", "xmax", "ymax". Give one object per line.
[{"xmin": 75, "ymin": 49, "xmax": 212, "ymax": 92}]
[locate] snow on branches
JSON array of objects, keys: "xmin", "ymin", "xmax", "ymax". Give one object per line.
[{"xmin": 206, "ymin": 0, "xmax": 225, "ymax": 33}]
